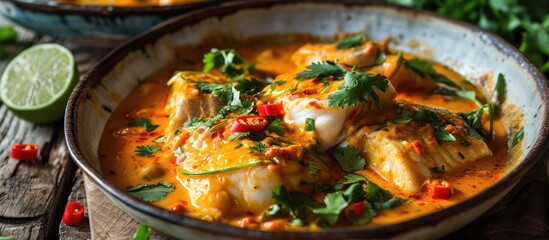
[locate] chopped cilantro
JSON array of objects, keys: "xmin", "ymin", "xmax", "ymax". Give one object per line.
[
  {"xmin": 336, "ymin": 35, "xmax": 365, "ymax": 50},
  {"xmin": 228, "ymin": 132, "xmax": 250, "ymax": 141},
  {"xmin": 251, "ymin": 142, "xmax": 267, "ymax": 152},
  {"xmin": 174, "ymin": 129, "xmax": 181, "ymax": 136},
  {"xmin": 405, "ymin": 58, "xmax": 461, "ymax": 89},
  {"xmin": 266, "ymin": 117, "xmax": 286, "ymax": 136},
  {"xmin": 328, "ymin": 71, "xmax": 389, "ymax": 109},
  {"xmin": 305, "ymin": 118, "xmax": 316, "ymax": 132},
  {"xmin": 135, "ymin": 145, "xmax": 161, "ymax": 157},
  {"xmin": 270, "ymin": 80, "xmax": 287, "ymax": 90},
  {"xmin": 374, "ymin": 123, "xmax": 389, "ymax": 132},
  {"xmin": 184, "ymin": 117, "xmax": 206, "ymax": 129},
  {"xmin": 195, "ymin": 81, "xmax": 236, "ymax": 104},
  {"xmin": 374, "ymin": 51, "xmax": 387, "ymax": 66},
  {"xmin": 312, "ymin": 192, "xmax": 348, "ymax": 224},
  {"xmin": 203, "ymin": 48, "xmax": 245, "ymax": 79},
  {"xmin": 236, "ymin": 78, "xmax": 267, "ymax": 96},
  {"xmin": 307, "ymin": 163, "xmax": 320, "ymax": 176},
  {"xmin": 128, "ymin": 118, "xmax": 159, "ymax": 132},
  {"xmin": 455, "ymin": 90, "xmax": 482, "ymax": 107},
  {"xmin": 295, "ymin": 61, "xmax": 346, "ymax": 80},
  {"xmin": 332, "ymin": 146, "xmax": 366, "ymax": 172},
  {"xmin": 272, "ymin": 186, "xmax": 321, "ymax": 218},
  {"xmin": 127, "ymin": 182, "xmax": 174, "ymax": 202}
]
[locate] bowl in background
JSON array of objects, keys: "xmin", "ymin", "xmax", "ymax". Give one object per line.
[
  {"xmin": 0, "ymin": 0, "xmax": 218, "ymax": 38},
  {"xmin": 65, "ymin": 1, "xmax": 549, "ymax": 239}
]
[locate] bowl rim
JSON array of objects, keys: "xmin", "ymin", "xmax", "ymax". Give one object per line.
[
  {"xmin": 65, "ymin": 0, "xmax": 549, "ymax": 239},
  {"xmin": 3, "ymin": 0, "xmax": 219, "ymax": 15}
]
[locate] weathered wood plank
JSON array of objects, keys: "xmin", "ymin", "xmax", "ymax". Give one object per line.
[
  {"xmin": 84, "ymin": 176, "xmax": 169, "ymax": 240},
  {"xmin": 59, "ymin": 170, "xmax": 91, "ymax": 240},
  {"xmin": 0, "ymin": 16, "xmax": 113, "ymax": 239}
]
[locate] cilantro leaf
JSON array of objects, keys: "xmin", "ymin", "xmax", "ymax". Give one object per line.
[
  {"xmin": 272, "ymin": 186, "xmax": 320, "ymax": 218},
  {"xmin": 128, "ymin": 118, "xmax": 159, "ymax": 132},
  {"xmin": 203, "ymin": 48, "xmax": 244, "ymax": 78},
  {"xmin": 332, "ymin": 146, "xmax": 366, "ymax": 172},
  {"xmin": 305, "ymin": 118, "xmax": 316, "ymax": 132},
  {"xmin": 251, "ymin": 142, "xmax": 267, "ymax": 152},
  {"xmin": 267, "ymin": 117, "xmax": 286, "ymax": 136},
  {"xmin": 127, "ymin": 182, "xmax": 174, "ymax": 202},
  {"xmin": 343, "ymin": 173, "xmax": 367, "ymax": 185},
  {"xmin": 184, "ymin": 117, "xmax": 206, "ymax": 129},
  {"xmin": 135, "ymin": 145, "xmax": 161, "ymax": 157},
  {"xmin": 236, "ymin": 78, "xmax": 267, "ymax": 96},
  {"xmin": 456, "ymin": 90, "xmax": 482, "ymax": 107},
  {"xmin": 312, "ymin": 192, "xmax": 348, "ymax": 224},
  {"xmin": 228, "ymin": 132, "xmax": 250, "ymax": 140},
  {"xmin": 336, "ymin": 35, "xmax": 365, "ymax": 50},
  {"xmin": 406, "ymin": 58, "xmax": 461, "ymax": 89},
  {"xmin": 328, "ymin": 71, "xmax": 389, "ymax": 109},
  {"xmin": 195, "ymin": 81, "xmax": 235, "ymax": 104},
  {"xmin": 307, "ymin": 164, "xmax": 320, "ymax": 176},
  {"xmin": 295, "ymin": 61, "xmax": 346, "ymax": 80},
  {"xmin": 406, "ymin": 58, "xmax": 436, "ymax": 75}
]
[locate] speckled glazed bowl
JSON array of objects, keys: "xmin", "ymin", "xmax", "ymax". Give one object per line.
[
  {"xmin": 65, "ymin": 1, "xmax": 549, "ymax": 239},
  {"xmin": 0, "ymin": 0, "xmax": 217, "ymax": 38}
]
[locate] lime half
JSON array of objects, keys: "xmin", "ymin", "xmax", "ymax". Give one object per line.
[{"xmin": 0, "ymin": 43, "xmax": 77, "ymax": 124}]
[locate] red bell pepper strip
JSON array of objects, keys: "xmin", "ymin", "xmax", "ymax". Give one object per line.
[
  {"xmin": 62, "ymin": 201, "xmax": 85, "ymax": 226},
  {"xmin": 11, "ymin": 144, "xmax": 38, "ymax": 161},
  {"xmin": 428, "ymin": 179, "xmax": 454, "ymax": 199},
  {"xmin": 257, "ymin": 103, "xmax": 284, "ymax": 117},
  {"xmin": 230, "ymin": 115, "xmax": 268, "ymax": 133}
]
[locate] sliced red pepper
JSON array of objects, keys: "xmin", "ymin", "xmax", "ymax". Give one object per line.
[
  {"xmin": 230, "ymin": 115, "xmax": 268, "ymax": 133},
  {"xmin": 257, "ymin": 103, "xmax": 284, "ymax": 117},
  {"xmin": 11, "ymin": 144, "xmax": 38, "ymax": 161},
  {"xmin": 428, "ymin": 179, "xmax": 453, "ymax": 199},
  {"xmin": 62, "ymin": 201, "xmax": 85, "ymax": 226},
  {"xmin": 343, "ymin": 201, "xmax": 366, "ymax": 221}
]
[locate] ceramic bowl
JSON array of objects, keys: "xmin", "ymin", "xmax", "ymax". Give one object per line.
[
  {"xmin": 65, "ymin": 1, "xmax": 549, "ymax": 239},
  {"xmin": 0, "ymin": 0, "xmax": 217, "ymax": 38}
]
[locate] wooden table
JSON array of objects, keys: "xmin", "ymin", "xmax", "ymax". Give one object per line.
[{"xmin": 0, "ymin": 19, "xmax": 548, "ymax": 240}]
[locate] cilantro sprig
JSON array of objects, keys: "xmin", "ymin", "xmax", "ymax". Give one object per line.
[
  {"xmin": 328, "ymin": 71, "xmax": 389, "ymax": 109},
  {"xmin": 336, "ymin": 35, "xmax": 365, "ymax": 50},
  {"xmin": 127, "ymin": 182, "xmax": 175, "ymax": 202},
  {"xmin": 295, "ymin": 61, "xmax": 346, "ymax": 80},
  {"xmin": 128, "ymin": 118, "xmax": 159, "ymax": 132},
  {"xmin": 135, "ymin": 145, "xmax": 161, "ymax": 157}
]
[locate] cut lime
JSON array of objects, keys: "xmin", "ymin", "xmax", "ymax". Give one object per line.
[{"xmin": 0, "ymin": 43, "xmax": 77, "ymax": 124}]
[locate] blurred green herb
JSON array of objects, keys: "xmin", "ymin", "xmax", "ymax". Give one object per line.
[
  {"xmin": 386, "ymin": 0, "xmax": 549, "ymax": 75},
  {"xmin": 0, "ymin": 26, "xmax": 17, "ymax": 60}
]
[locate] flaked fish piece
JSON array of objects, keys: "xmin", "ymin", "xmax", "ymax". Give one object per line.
[
  {"xmin": 175, "ymin": 126, "xmax": 337, "ymax": 218},
  {"xmin": 291, "ymin": 42, "xmax": 441, "ymax": 93},
  {"xmin": 263, "ymin": 70, "xmax": 397, "ymax": 151},
  {"xmin": 343, "ymin": 104, "xmax": 492, "ymax": 192},
  {"xmin": 291, "ymin": 41, "xmax": 382, "ymax": 68},
  {"xmin": 164, "ymin": 72, "xmax": 225, "ymax": 148}
]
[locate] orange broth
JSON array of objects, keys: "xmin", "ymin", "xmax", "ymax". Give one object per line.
[{"xmin": 98, "ymin": 40, "xmax": 508, "ymax": 228}]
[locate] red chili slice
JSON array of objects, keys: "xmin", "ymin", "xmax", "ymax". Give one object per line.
[
  {"xmin": 62, "ymin": 201, "xmax": 85, "ymax": 226},
  {"xmin": 343, "ymin": 202, "xmax": 366, "ymax": 221},
  {"xmin": 11, "ymin": 144, "xmax": 39, "ymax": 161},
  {"xmin": 428, "ymin": 179, "xmax": 454, "ymax": 199},
  {"xmin": 230, "ymin": 115, "xmax": 268, "ymax": 133},
  {"xmin": 257, "ymin": 103, "xmax": 284, "ymax": 117}
]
